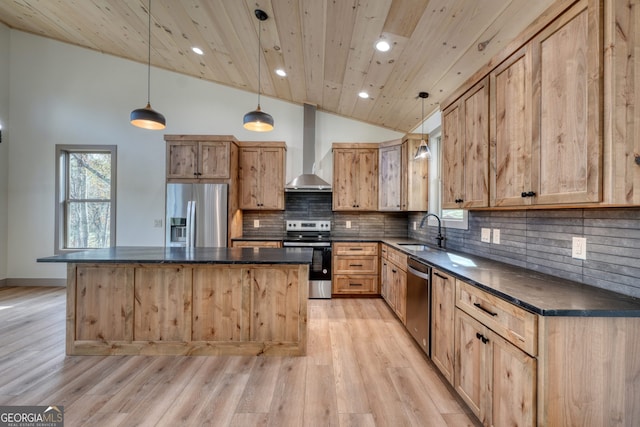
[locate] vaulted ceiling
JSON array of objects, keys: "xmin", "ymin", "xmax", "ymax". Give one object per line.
[{"xmin": 0, "ymin": 0, "xmax": 555, "ymax": 132}]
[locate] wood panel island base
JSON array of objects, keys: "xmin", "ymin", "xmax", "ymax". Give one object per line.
[{"xmin": 39, "ymin": 247, "xmax": 311, "ymax": 356}]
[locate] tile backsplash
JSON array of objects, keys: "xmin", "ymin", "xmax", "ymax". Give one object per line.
[
  {"xmin": 409, "ymin": 208, "xmax": 640, "ymax": 299},
  {"xmin": 241, "ymin": 193, "xmax": 639, "ymax": 299}
]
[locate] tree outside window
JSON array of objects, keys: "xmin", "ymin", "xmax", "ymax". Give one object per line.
[{"xmin": 55, "ymin": 146, "xmax": 116, "ymax": 252}]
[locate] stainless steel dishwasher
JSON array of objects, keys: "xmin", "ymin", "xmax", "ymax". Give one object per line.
[{"xmin": 406, "ymin": 257, "xmax": 431, "ymax": 355}]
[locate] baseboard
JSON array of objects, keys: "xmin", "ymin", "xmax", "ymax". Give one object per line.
[
  {"xmin": 4, "ymin": 278, "xmax": 66, "ymax": 287},
  {"xmin": 0, "ymin": 278, "xmax": 6, "ymax": 287}
]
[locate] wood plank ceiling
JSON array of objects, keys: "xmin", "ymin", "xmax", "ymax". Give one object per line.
[{"xmin": 0, "ymin": 0, "xmax": 555, "ymax": 132}]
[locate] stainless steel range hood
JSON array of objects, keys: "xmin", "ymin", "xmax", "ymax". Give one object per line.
[{"xmin": 285, "ymin": 104, "xmax": 332, "ymax": 192}]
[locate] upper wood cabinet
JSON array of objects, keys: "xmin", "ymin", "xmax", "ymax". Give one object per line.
[
  {"xmin": 332, "ymin": 144, "xmax": 378, "ymax": 211},
  {"xmin": 491, "ymin": 0, "xmax": 602, "ymax": 207},
  {"xmin": 165, "ymin": 135, "xmax": 235, "ymax": 181},
  {"xmin": 490, "ymin": 46, "xmax": 535, "ymax": 207},
  {"xmin": 532, "ymin": 0, "xmax": 601, "ymax": 205},
  {"xmin": 238, "ymin": 142, "xmax": 286, "ymax": 210},
  {"xmin": 442, "ymin": 77, "xmax": 490, "ymax": 209},
  {"xmin": 379, "ymin": 135, "xmax": 429, "ymax": 211}
]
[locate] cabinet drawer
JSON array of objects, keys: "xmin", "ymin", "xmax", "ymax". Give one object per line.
[
  {"xmin": 333, "ymin": 256, "xmax": 378, "ymax": 275},
  {"xmin": 232, "ymin": 240, "xmax": 282, "ymax": 248},
  {"xmin": 456, "ymin": 280, "xmax": 537, "ymax": 356},
  {"xmin": 333, "ymin": 242, "xmax": 378, "ymax": 256},
  {"xmin": 333, "ymin": 275, "xmax": 378, "ymax": 294},
  {"xmin": 386, "ymin": 247, "xmax": 407, "ymax": 268}
]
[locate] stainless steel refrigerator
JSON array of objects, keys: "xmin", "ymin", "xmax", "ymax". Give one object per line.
[{"xmin": 165, "ymin": 183, "xmax": 228, "ymax": 247}]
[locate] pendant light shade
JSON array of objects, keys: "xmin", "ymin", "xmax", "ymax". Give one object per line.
[
  {"xmin": 130, "ymin": 0, "xmax": 166, "ymax": 130},
  {"xmin": 244, "ymin": 9, "xmax": 274, "ymax": 132},
  {"xmin": 414, "ymin": 91, "xmax": 431, "ymax": 160}
]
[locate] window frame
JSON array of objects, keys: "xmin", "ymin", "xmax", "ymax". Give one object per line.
[
  {"xmin": 55, "ymin": 145, "xmax": 117, "ymax": 253},
  {"xmin": 426, "ymin": 128, "xmax": 468, "ymax": 230}
]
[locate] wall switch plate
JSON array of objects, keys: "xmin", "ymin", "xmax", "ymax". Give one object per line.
[
  {"xmin": 346, "ymin": 220, "xmax": 352, "ymax": 229},
  {"xmin": 413, "ymin": 221, "xmax": 417, "ymax": 230},
  {"xmin": 253, "ymin": 220, "xmax": 260, "ymax": 228},
  {"xmin": 481, "ymin": 228, "xmax": 491, "ymax": 243},
  {"xmin": 493, "ymin": 229, "xmax": 501, "ymax": 244},
  {"xmin": 572, "ymin": 237, "xmax": 587, "ymax": 260},
  {"xmin": 153, "ymin": 219, "xmax": 163, "ymax": 228}
]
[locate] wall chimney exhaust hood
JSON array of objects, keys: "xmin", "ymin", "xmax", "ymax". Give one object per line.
[{"xmin": 285, "ymin": 104, "xmax": 332, "ymax": 192}]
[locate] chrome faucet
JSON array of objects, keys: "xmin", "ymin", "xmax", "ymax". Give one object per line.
[{"xmin": 420, "ymin": 213, "xmax": 445, "ymax": 248}]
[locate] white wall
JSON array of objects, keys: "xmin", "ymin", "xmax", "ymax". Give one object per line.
[
  {"xmin": 6, "ymin": 30, "xmax": 403, "ymax": 280},
  {"xmin": 0, "ymin": 23, "xmax": 10, "ymax": 281}
]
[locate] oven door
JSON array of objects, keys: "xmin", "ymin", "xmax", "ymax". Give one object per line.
[{"xmin": 283, "ymin": 241, "xmax": 332, "ymax": 299}]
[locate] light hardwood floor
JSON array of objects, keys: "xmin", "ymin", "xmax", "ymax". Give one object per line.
[{"xmin": 0, "ymin": 286, "xmax": 480, "ymax": 426}]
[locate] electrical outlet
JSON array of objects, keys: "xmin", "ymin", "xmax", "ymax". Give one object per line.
[
  {"xmin": 153, "ymin": 219, "xmax": 163, "ymax": 228},
  {"xmin": 413, "ymin": 221, "xmax": 417, "ymax": 230},
  {"xmin": 493, "ymin": 229, "xmax": 501, "ymax": 244},
  {"xmin": 346, "ymin": 220, "xmax": 352, "ymax": 229},
  {"xmin": 253, "ymin": 220, "xmax": 260, "ymax": 228},
  {"xmin": 481, "ymin": 228, "xmax": 491, "ymax": 243},
  {"xmin": 572, "ymin": 237, "xmax": 587, "ymax": 260}
]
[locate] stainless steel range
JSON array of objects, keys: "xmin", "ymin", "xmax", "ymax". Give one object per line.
[{"xmin": 282, "ymin": 220, "xmax": 332, "ymax": 299}]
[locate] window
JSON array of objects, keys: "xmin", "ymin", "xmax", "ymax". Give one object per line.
[
  {"xmin": 427, "ymin": 130, "xmax": 468, "ymax": 230},
  {"xmin": 55, "ymin": 145, "xmax": 116, "ymax": 252}
]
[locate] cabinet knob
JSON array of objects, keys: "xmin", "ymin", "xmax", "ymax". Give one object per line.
[{"xmin": 455, "ymin": 198, "xmax": 463, "ymax": 203}]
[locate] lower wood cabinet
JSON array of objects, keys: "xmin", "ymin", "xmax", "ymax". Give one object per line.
[
  {"xmin": 431, "ymin": 268, "xmax": 455, "ymax": 385},
  {"xmin": 332, "ymin": 242, "xmax": 379, "ymax": 295},
  {"xmin": 380, "ymin": 244, "xmax": 407, "ymax": 323},
  {"xmin": 231, "ymin": 240, "xmax": 282, "ymax": 248},
  {"xmin": 455, "ymin": 309, "xmax": 536, "ymax": 427}
]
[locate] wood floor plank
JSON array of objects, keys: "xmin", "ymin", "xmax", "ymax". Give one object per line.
[
  {"xmin": 329, "ymin": 320, "xmax": 372, "ymax": 414},
  {"xmin": 0, "ymin": 287, "xmax": 479, "ymax": 426}
]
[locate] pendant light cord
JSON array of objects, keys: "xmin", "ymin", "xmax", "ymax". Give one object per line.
[
  {"xmin": 146, "ymin": 0, "xmax": 152, "ymax": 105},
  {"xmin": 421, "ymin": 94, "xmax": 424, "ymax": 140},
  {"xmin": 257, "ymin": 17, "xmax": 262, "ymax": 108}
]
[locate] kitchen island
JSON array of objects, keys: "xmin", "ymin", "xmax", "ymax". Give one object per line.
[{"xmin": 38, "ymin": 247, "xmax": 312, "ymax": 356}]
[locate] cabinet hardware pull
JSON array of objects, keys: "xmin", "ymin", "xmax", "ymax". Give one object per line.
[
  {"xmin": 349, "ymin": 248, "xmax": 363, "ymax": 251},
  {"xmin": 434, "ymin": 272, "xmax": 448, "ymax": 280},
  {"xmin": 350, "ymin": 283, "xmax": 363, "ymax": 286},
  {"xmin": 475, "ymin": 332, "xmax": 489, "ymax": 344},
  {"xmin": 392, "ymin": 269, "xmax": 397, "ymax": 273},
  {"xmin": 350, "ymin": 264, "xmax": 363, "ymax": 267},
  {"xmin": 473, "ymin": 303, "xmax": 498, "ymax": 316},
  {"xmin": 521, "ymin": 191, "xmax": 536, "ymax": 197}
]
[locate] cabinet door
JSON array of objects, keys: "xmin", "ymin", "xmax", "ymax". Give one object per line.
[
  {"xmin": 380, "ymin": 258, "xmax": 391, "ymax": 305},
  {"xmin": 442, "ymin": 104, "xmax": 465, "ymax": 208},
  {"xmin": 431, "ymin": 270, "xmax": 455, "ymax": 385},
  {"xmin": 403, "ymin": 138, "xmax": 429, "ymax": 211},
  {"xmin": 533, "ymin": 2, "xmax": 601, "ymax": 204},
  {"xmin": 392, "ymin": 262, "xmax": 407, "ymax": 324},
  {"xmin": 259, "ymin": 147, "xmax": 285, "ymax": 209},
  {"xmin": 491, "ymin": 332, "xmax": 536, "ymax": 427},
  {"xmin": 463, "ymin": 78, "xmax": 490, "ymax": 208},
  {"xmin": 379, "ymin": 145, "xmax": 402, "ymax": 210},
  {"xmin": 455, "ymin": 310, "xmax": 488, "ymax": 422},
  {"xmin": 491, "ymin": 47, "xmax": 534, "ymax": 207},
  {"xmin": 167, "ymin": 142, "xmax": 198, "ymax": 179},
  {"xmin": 356, "ymin": 149, "xmax": 379, "ymax": 210},
  {"xmin": 238, "ymin": 147, "xmax": 261, "ymax": 209},
  {"xmin": 199, "ymin": 141, "xmax": 230, "ymax": 179},
  {"xmin": 333, "ymin": 150, "xmax": 358, "ymax": 210}
]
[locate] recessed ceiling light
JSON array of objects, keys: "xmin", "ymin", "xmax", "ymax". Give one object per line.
[
  {"xmin": 275, "ymin": 68, "xmax": 287, "ymax": 77},
  {"xmin": 375, "ymin": 40, "xmax": 391, "ymax": 52},
  {"xmin": 191, "ymin": 47, "xmax": 204, "ymax": 55},
  {"xmin": 358, "ymin": 91, "xmax": 369, "ymax": 99}
]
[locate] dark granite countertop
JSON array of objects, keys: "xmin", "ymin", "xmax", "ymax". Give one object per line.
[
  {"xmin": 37, "ymin": 246, "xmax": 313, "ymax": 265},
  {"xmin": 381, "ymin": 238, "xmax": 640, "ymax": 317}
]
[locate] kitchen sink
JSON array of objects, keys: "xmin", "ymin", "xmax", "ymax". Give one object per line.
[{"xmin": 397, "ymin": 243, "xmax": 432, "ymax": 252}]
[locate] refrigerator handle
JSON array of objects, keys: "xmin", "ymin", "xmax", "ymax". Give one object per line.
[
  {"xmin": 186, "ymin": 201, "xmax": 193, "ymax": 247},
  {"xmin": 189, "ymin": 200, "xmax": 196, "ymax": 247}
]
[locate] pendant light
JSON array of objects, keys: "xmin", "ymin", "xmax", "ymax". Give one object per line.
[
  {"xmin": 243, "ymin": 9, "xmax": 274, "ymax": 132},
  {"xmin": 414, "ymin": 91, "xmax": 431, "ymax": 160},
  {"xmin": 130, "ymin": 0, "xmax": 166, "ymax": 130}
]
